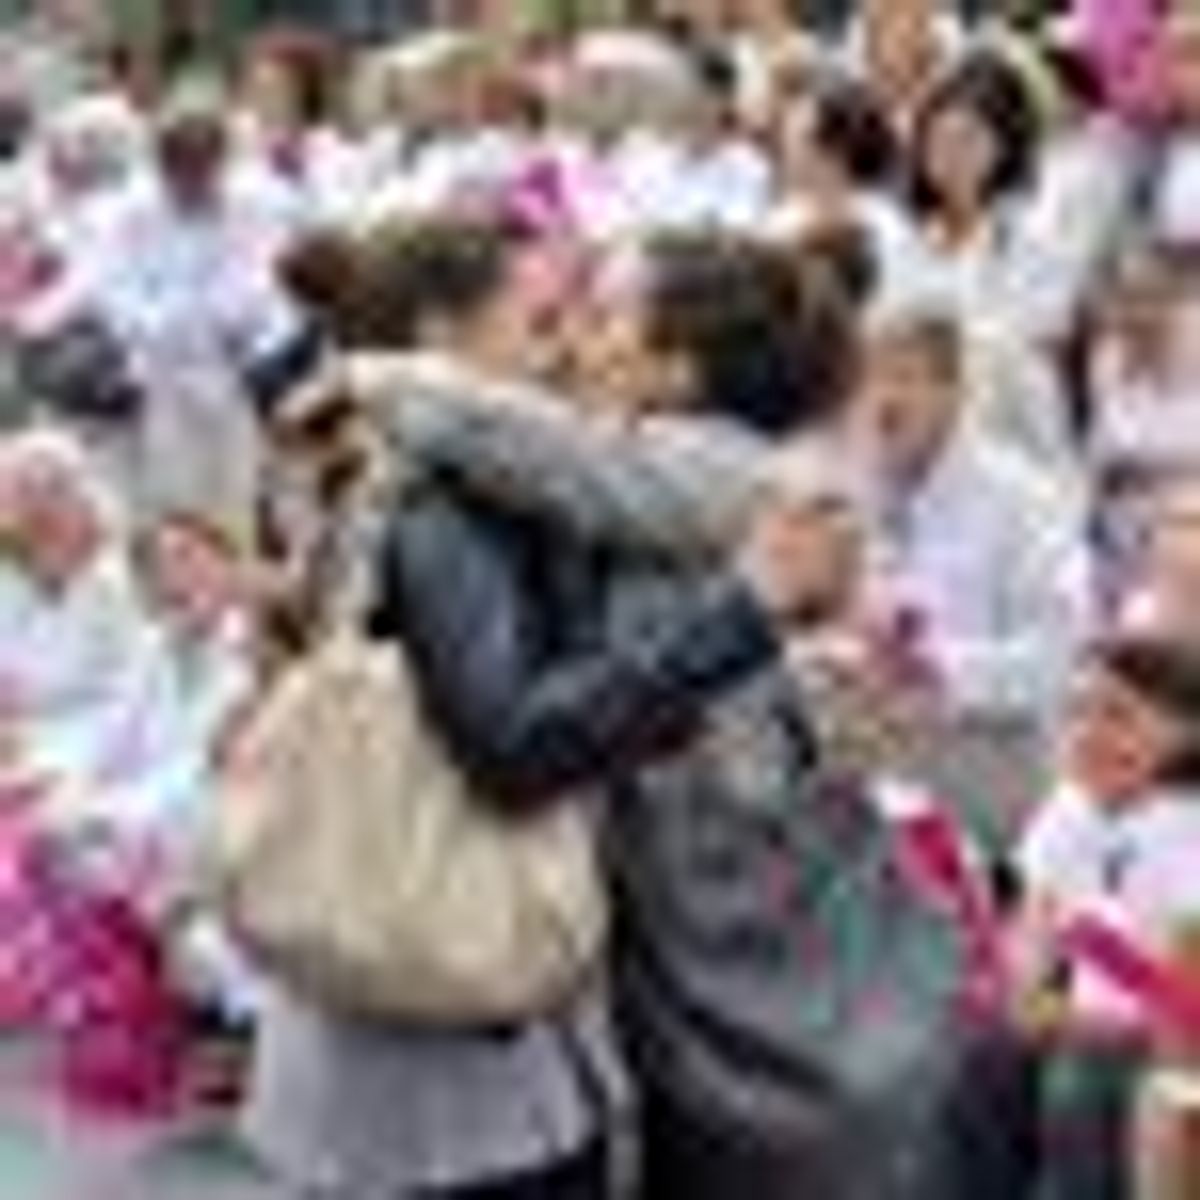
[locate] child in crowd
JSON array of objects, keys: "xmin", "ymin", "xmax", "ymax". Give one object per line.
[
  {"xmin": 1020, "ymin": 636, "xmax": 1200, "ymax": 1038},
  {"xmin": 1012, "ymin": 634, "xmax": 1200, "ymax": 1198},
  {"xmin": 943, "ymin": 633, "xmax": 1200, "ymax": 1200},
  {"xmin": 133, "ymin": 510, "xmax": 263, "ymax": 1097}
]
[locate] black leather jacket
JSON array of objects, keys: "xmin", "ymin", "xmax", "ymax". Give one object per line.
[{"xmin": 368, "ymin": 473, "xmax": 781, "ymax": 815}]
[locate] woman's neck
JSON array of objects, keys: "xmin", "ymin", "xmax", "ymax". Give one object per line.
[{"xmin": 929, "ymin": 201, "xmax": 988, "ymax": 252}]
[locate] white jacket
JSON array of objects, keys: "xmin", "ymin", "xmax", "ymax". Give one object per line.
[{"xmin": 873, "ymin": 429, "xmax": 1092, "ymax": 722}]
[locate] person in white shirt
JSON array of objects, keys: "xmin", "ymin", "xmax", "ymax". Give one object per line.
[
  {"xmin": 532, "ymin": 30, "xmax": 700, "ymax": 243},
  {"xmin": 849, "ymin": 297, "xmax": 1092, "ymax": 729},
  {"xmin": 1009, "ymin": 41, "xmax": 1139, "ymax": 352},
  {"xmin": 1017, "ymin": 634, "xmax": 1200, "ymax": 1038},
  {"xmin": 232, "ymin": 28, "xmax": 361, "ymax": 228},
  {"xmin": 79, "ymin": 82, "xmax": 302, "ymax": 541},
  {"xmin": 766, "ymin": 74, "xmax": 915, "ymax": 294},
  {"xmin": 0, "ymin": 429, "xmax": 154, "ymax": 808},
  {"xmin": 902, "ymin": 51, "xmax": 1079, "ymax": 470},
  {"xmin": 358, "ymin": 32, "xmax": 531, "ymax": 225},
  {"xmin": 132, "ymin": 509, "xmax": 260, "ymax": 1025},
  {"xmin": 633, "ymin": 42, "xmax": 773, "ymax": 234}
]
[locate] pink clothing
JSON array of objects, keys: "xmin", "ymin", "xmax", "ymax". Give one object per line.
[{"xmin": 0, "ymin": 807, "xmax": 186, "ymax": 1118}]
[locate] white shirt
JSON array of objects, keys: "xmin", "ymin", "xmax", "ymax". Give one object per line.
[
  {"xmin": 651, "ymin": 139, "xmax": 773, "ymax": 233},
  {"xmin": 362, "ymin": 126, "xmax": 532, "ymax": 222},
  {"xmin": 0, "ymin": 551, "xmax": 156, "ymax": 794},
  {"xmin": 232, "ymin": 117, "xmax": 366, "ymax": 227},
  {"xmin": 80, "ymin": 173, "xmax": 301, "ymax": 383},
  {"xmin": 765, "ymin": 191, "xmax": 921, "ymax": 291},
  {"xmin": 610, "ymin": 131, "xmax": 772, "ymax": 234},
  {"xmin": 1089, "ymin": 344, "xmax": 1200, "ymax": 474},
  {"xmin": 539, "ymin": 130, "xmax": 771, "ymax": 242},
  {"xmin": 1020, "ymin": 785, "xmax": 1200, "ymax": 1023},
  {"xmin": 1156, "ymin": 135, "xmax": 1200, "ymax": 246},
  {"xmin": 96, "ymin": 610, "xmax": 254, "ymax": 839},
  {"xmin": 873, "ymin": 429, "xmax": 1091, "ymax": 721},
  {"xmin": 898, "ymin": 214, "xmax": 1081, "ymax": 470},
  {"xmin": 1014, "ymin": 118, "xmax": 1138, "ymax": 342}
]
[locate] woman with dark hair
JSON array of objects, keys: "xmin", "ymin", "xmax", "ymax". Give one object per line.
[
  {"xmin": 245, "ymin": 217, "xmax": 865, "ymax": 1200},
  {"xmin": 575, "ymin": 233, "xmax": 855, "ymax": 436},
  {"xmin": 766, "ymin": 75, "xmax": 910, "ymax": 303},
  {"xmin": 902, "ymin": 50, "xmax": 1082, "ymax": 469},
  {"xmin": 908, "ymin": 53, "xmax": 1040, "ymax": 234}
]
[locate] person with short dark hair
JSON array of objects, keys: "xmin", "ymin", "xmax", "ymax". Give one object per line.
[{"xmin": 766, "ymin": 75, "xmax": 910, "ymax": 303}]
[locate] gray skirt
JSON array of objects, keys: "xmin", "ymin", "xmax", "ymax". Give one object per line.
[{"xmin": 242, "ymin": 986, "xmax": 626, "ymax": 1199}]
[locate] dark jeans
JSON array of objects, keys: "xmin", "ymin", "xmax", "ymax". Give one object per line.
[
  {"xmin": 938, "ymin": 1028, "xmax": 1045, "ymax": 1200},
  {"xmin": 638, "ymin": 1083, "xmax": 855, "ymax": 1200},
  {"xmin": 428, "ymin": 1145, "xmax": 607, "ymax": 1200},
  {"xmin": 936, "ymin": 1027, "xmax": 1142, "ymax": 1200}
]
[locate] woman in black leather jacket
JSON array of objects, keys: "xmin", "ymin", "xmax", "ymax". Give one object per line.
[{"xmin": 247, "ymin": 218, "xmax": 853, "ymax": 1200}]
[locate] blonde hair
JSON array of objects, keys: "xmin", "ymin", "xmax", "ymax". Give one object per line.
[{"xmin": 0, "ymin": 426, "xmax": 124, "ymax": 537}]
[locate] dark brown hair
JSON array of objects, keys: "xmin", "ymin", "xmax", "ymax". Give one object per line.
[
  {"xmin": 644, "ymin": 234, "xmax": 857, "ymax": 438},
  {"xmin": 1095, "ymin": 635, "xmax": 1200, "ymax": 787},
  {"xmin": 909, "ymin": 51, "xmax": 1041, "ymax": 216},
  {"xmin": 278, "ymin": 216, "xmax": 523, "ymax": 350},
  {"xmin": 244, "ymin": 25, "xmax": 344, "ymax": 127}
]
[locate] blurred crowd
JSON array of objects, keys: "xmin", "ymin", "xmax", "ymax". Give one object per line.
[{"xmin": 0, "ymin": 1, "xmax": 1199, "ymax": 1199}]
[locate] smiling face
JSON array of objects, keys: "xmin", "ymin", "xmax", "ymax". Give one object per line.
[
  {"xmin": 920, "ymin": 100, "xmax": 1003, "ymax": 220},
  {"xmin": 143, "ymin": 517, "xmax": 240, "ymax": 635},
  {"xmin": 1064, "ymin": 662, "xmax": 1185, "ymax": 810}
]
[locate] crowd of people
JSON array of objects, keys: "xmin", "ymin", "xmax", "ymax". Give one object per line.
[{"xmin": 1, "ymin": 1, "xmax": 1200, "ymax": 1198}]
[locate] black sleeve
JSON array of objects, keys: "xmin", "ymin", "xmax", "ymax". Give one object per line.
[{"xmin": 369, "ymin": 487, "xmax": 779, "ymax": 813}]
